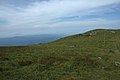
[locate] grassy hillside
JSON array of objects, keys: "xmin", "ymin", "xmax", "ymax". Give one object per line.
[{"xmin": 0, "ymin": 29, "xmax": 120, "ymax": 80}]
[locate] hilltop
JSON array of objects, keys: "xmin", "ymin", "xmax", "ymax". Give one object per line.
[{"xmin": 0, "ymin": 29, "xmax": 120, "ymax": 80}]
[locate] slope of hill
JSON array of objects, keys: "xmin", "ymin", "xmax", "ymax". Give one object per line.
[{"xmin": 0, "ymin": 29, "xmax": 120, "ymax": 80}]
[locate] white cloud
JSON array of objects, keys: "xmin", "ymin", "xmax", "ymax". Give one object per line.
[{"xmin": 0, "ymin": 0, "xmax": 120, "ymax": 37}]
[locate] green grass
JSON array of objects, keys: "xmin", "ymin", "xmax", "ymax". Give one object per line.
[{"xmin": 0, "ymin": 29, "xmax": 120, "ymax": 80}]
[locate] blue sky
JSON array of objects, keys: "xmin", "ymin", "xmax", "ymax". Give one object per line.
[{"xmin": 0, "ymin": 0, "xmax": 120, "ymax": 38}]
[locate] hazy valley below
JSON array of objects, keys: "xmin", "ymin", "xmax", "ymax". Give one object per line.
[{"xmin": 0, "ymin": 34, "xmax": 66, "ymax": 46}]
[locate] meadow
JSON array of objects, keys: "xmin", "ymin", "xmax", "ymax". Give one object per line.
[{"xmin": 0, "ymin": 29, "xmax": 120, "ymax": 80}]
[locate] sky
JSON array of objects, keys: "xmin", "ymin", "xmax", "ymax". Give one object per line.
[{"xmin": 0, "ymin": 0, "xmax": 120, "ymax": 38}]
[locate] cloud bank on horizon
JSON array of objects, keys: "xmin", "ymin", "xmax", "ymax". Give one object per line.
[{"xmin": 0, "ymin": 0, "xmax": 120, "ymax": 38}]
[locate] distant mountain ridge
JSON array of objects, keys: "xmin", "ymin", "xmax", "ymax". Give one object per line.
[{"xmin": 0, "ymin": 34, "xmax": 65, "ymax": 46}]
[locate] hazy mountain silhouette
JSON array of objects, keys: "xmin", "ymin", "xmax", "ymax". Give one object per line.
[{"xmin": 0, "ymin": 34, "xmax": 65, "ymax": 46}]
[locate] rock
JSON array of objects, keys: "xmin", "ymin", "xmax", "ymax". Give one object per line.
[
  {"xmin": 111, "ymin": 31, "xmax": 115, "ymax": 33},
  {"xmin": 114, "ymin": 61, "xmax": 120, "ymax": 66},
  {"xmin": 98, "ymin": 57, "xmax": 102, "ymax": 60}
]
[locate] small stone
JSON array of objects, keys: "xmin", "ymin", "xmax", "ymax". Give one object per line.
[
  {"xmin": 111, "ymin": 31, "xmax": 115, "ymax": 33},
  {"xmin": 102, "ymin": 67, "xmax": 105, "ymax": 69},
  {"xmin": 114, "ymin": 61, "xmax": 120, "ymax": 66},
  {"xmin": 69, "ymin": 46, "xmax": 75, "ymax": 48},
  {"xmin": 98, "ymin": 57, "xmax": 102, "ymax": 60}
]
